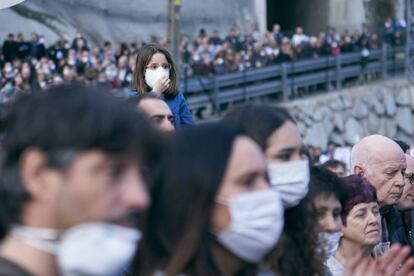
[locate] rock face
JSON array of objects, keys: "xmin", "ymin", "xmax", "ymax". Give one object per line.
[
  {"xmin": 0, "ymin": 0, "xmax": 398, "ymax": 47},
  {"xmin": 0, "ymin": 0, "xmax": 256, "ymax": 46},
  {"xmin": 283, "ymin": 79, "xmax": 414, "ymax": 151}
]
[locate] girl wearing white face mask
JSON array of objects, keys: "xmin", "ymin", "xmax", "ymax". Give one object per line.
[
  {"xmin": 222, "ymin": 105, "xmax": 324, "ymax": 276},
  {"xmin": 132, "ymin": 44, "xmax": 194, "ymax": 128},
  {"xmin": 132, "ymin": 123, "xmax": 284, "ymax": 275}
]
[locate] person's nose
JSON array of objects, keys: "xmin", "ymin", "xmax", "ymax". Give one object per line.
[
  {"xmin": 323, "ymin": 215, "xmax": 342, "ymax": 233},
  {"xmin": 120, "ymin": 170, "xmax": 150, "ymax": 211},
  {"xmin": 396, "ymin": 172, "xmax": 405, "ymax": 188},
  {"xmin": 161, "ymin": 118, "xmax": 175, "ymax": 133},
  {"xmin": 367, "ymin": 211, "xmax": 379, "ymax": 226}
]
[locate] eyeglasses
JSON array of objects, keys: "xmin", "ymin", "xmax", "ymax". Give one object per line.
[
  {"xmin": 404, "ymin": 172, "xmax": 414, "ymax": 185},
  {"xmin": 146, "ymin": 63, "xmax": 171, "ymax": 70}
]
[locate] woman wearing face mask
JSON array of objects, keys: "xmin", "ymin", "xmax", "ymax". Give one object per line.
[
  {"xmin": 133, "ymin": 44, "xmax": 194, "ymax": 127},
  {"xmin": 326, "ymin": 175, "xmax": 381, "ymax": 276},
  {"xmin": 307, "ymin": 166, "xmax": 349, "ymax": 260},
  {"xmin": 222, "ymin": 105, "xmax": 323, "ymax": 276},
  {"xmin": 132, "ymin": 123, "xmax": 284, "ymax": 275}
]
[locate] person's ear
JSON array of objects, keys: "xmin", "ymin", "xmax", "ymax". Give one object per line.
[
  {"xmin": 20, "ymin": 148, "xmax": 60, "ymax": 203},
  {"xmin": 353, "ymin": 164, "xmax": 365, "ymax": 177}
]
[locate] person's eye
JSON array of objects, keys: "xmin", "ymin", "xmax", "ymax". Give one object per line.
[
  {"xmin": 240, "ymin": 175, "xmax": 256, "ymax": 188},
  {"xmin": 333, "ymin": 209, "xmax": 342, "ymax": 219},
  {"xmin": 386, "ymin": 171, "xmax": 397, "ymax": 177},
  {"xmin": 275, "ymin": 153, "xmax": 291, "ymax": 162},
  {"xmin": 316, "ymin": 211, "xmax": 325, "ymax": 220},
  {"xmin": 148, "ymin": 64, "xmax": 158, "ymax": 70},
  {"xmin": 162, "ymin": 64, "xmax": 171, "ymax": 70},
  {"xmin": 108, "ymin": 165, "xmax": 123, "ymax": 180},
  {"xmin": 152, "ymin": 117, "xmax": 163, "ymax": 124}
]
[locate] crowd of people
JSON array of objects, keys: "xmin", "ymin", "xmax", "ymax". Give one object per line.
[
  {"xmin": 0, "ymin": 24, "xmax": 414, "ymax": 275},
  {"xmin": 0, "ymin": 18, "xmax": 408, "ymax": 102},
  {"xmin": 0, "ymin": 21, "xmax": 414, "ymax": 276},
  {"xmin": 1, "ymin": 82, "xmax": 414, "ymax": 275}
]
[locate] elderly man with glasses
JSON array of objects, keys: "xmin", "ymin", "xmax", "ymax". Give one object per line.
[{"xmin": 398, "ymin": 153, "xmax": 414, "ymax": 248}]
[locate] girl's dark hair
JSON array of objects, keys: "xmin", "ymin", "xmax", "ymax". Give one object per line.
[
  {"xmin": 264, "ymin": 199, "xmax": 325, "ymax": 276},
  {"xmin": 222, "ymin": 104, "xmax": 294, "ymax": 150},
  {"xmin": 133, "ymin": 43, "xmax": 178, "ymax": 99},
  {"xmin": 341, "ymin": 175, "xmax": 377, "ymax": 226},
  {"xmin": 308, "ymin": 166, "xmax": 349, "ymax": 210},
  {"xmin": 133, "ymin": 123, "xmax": 254, "ymax": 276}
]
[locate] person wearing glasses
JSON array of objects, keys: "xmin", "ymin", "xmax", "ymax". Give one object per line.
[
  {"xmin": 398, "ymin": 154, "xmax": 414, "ymax": 248},
  {"xmin": 132, "ymin": 44, "xmax": 194, "ymax": 127}
]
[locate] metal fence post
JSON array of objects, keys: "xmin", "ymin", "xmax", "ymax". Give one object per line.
[
  {"xmin": 281, "ymin": 63, "xmax": 288, "ymax": 101},
  {"xmin": 336, "ymin": 54, "xmax": 342, "ymax": 89},
  {"xmin": 382, "ymin": 44, "xmax": 388, "ymax": 80},
  {"xmin": 326, "ymin": 55, "xmax": 332, "ymax": 91},
  {"xmin": 213, "ymin": 75, "xmax": 221, "ymax": 114}
]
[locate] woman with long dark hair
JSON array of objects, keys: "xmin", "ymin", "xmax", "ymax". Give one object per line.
[
  {"xmin": 222, "ymin": 104, "xmax": 323, "ymax": 276},
  {"xmin": 132, "ymin": 123, "xmax": 284, "ymax": 275}
]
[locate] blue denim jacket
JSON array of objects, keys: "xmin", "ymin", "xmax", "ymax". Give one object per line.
[{"xmin": 163, "ymin": 92, "xmax": 195, "ymax": 128}]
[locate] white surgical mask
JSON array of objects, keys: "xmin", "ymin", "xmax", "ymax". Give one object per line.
[
  {"xmin": 215, "ymin": 189, "xmax": 284, "ymax": 263},
  {"xmin": 318, "ymin": 231, "xmax": 341, "ymax": 259},
  {"xmin": 267, "ymin": 159, "xmax": 310, "ymax": 208},
  {"xmin": 145, "ymin": 67, "xmax": 169, "ymax": 89},
  {"xmin": 12, "ymin": 223, "xmax": 140, "ymax": 276}
]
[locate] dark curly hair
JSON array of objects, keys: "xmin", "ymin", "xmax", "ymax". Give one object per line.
[{"xmin": 263, "ymin": 193, "xmax": 325, "ymax": 276}]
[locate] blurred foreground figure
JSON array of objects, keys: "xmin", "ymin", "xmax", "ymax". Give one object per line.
[
  {"xmin": 0, "ymin": 84, "xmax": 162, "ymax": 275},
  {"xmin": 132, "ymin": 123, "xmax": 284, "ymax": 275}
]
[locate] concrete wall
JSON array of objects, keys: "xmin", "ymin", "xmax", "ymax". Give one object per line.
[
  {"xmin": 282, "ymin": 79, "xmax": 414, "ymax": 151},
  {"xmin": 0, "ymin": 0, "xmax": 259, "ymax": 46},
  {"xmin": 328, "ymin": 0, "xmax": 366, "ymax": 31},
  {"xmin": 0, "ymin": 0, "xmax": 400, "ymax": 46}
]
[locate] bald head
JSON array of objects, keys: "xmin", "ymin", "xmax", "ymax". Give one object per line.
[
  {"xmin": 351, "ymin": 135, "xmax": 406, "ymax": 206},
  {"xmin": 351, "ymin": 135, "xmax": 405, "ymax": 172}
]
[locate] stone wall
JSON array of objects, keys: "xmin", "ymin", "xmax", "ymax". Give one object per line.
[
  {"xmin": 0, "ymin": 0, "xmax": 399, "ymax": 45},
  {"xmin": 0, "ymin": 0, "xmax": 257, "ymax": 46},
  {"xmin": 282, "ymin": 79, "xmax": 414, "ymax": 151}
]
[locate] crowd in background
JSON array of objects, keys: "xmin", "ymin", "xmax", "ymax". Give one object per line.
[{"xmin": 0, "ymin": 18, "xmax": 408, "ymax": 102}]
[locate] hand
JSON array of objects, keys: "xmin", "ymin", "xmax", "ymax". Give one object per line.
[
  {"xmin": 152, "ymin": 76, "xmax": 170, "ymax": 94},
  {"xmin": 344, "ymin": 245, "xmax": 414, "ymax": 276}
]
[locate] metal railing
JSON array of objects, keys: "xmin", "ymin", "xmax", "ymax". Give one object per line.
[{"xmin": 182, "ymin": 45, "xmax": 407, "ymax": 114}]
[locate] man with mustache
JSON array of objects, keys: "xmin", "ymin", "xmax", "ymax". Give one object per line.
[
  {"xmin": 0, "ymin": 84, "xmax": 162, "ymax": 275},
  {"xmin": 351, "ymin": 135, "xmax": 410, "ymax": 251}
]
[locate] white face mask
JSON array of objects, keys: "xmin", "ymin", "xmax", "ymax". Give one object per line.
[
  {"xmin": 12, "ymin": 223, "xmax": 140, "ymax": 276},
  {"xmin": 215, "ymin": 189, "xmax": 284, "ymax": 263},
  {"xmin": 267, "ymin": 160, "xmax": 310, "ymax": 208},
  {"xmin": 318, "ymin": 232, "xmax": 341, "ymax": 259},
  {"xmin": 144, "ymin": 67, "xmax": 169, "ymax": 89}
]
